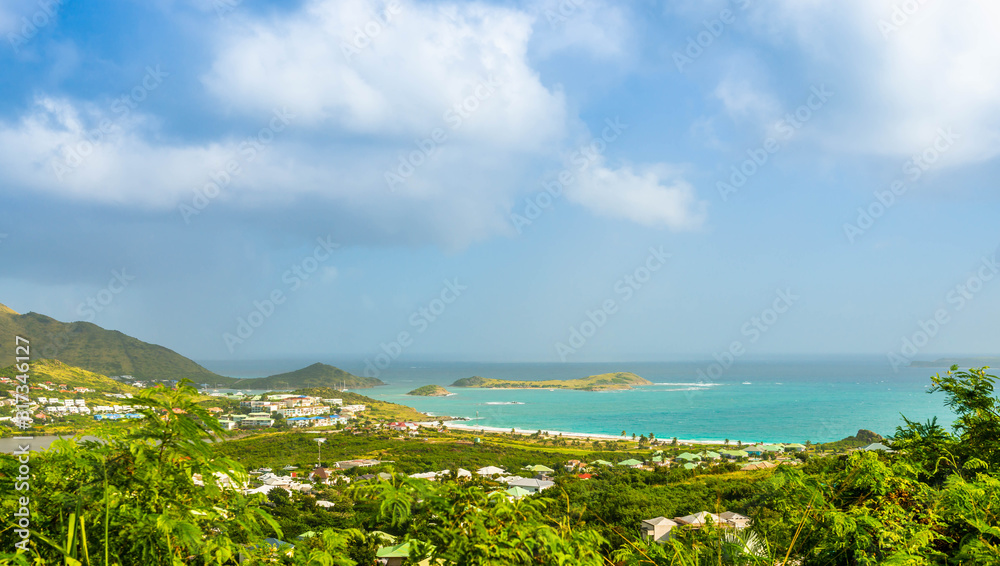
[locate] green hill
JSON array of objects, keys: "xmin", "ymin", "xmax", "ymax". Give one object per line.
[
  {"xmin": 0, "ymin": 303, "xmax": 380, "ymax": 392},
  {"xmin": 218, "ymin": 363, "xmax": 383, "ymax": 389},
  {"xmin": 0, "ymin": 303, "xmax": 223, "ymax": 382},
  {"xmin": 451, "ymin": 372, "xmax": 652, "ymax": 391},
  {"xmin": 407, "ymin": 384, "xmax": 452, "ymax": 396}
]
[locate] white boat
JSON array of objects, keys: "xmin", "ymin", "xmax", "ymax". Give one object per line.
[{"xmin": 742, "ymin": 381, "xmax": 752, "ymax": 385}]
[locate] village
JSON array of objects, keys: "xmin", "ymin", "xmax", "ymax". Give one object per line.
[{"xmin": 194, "ymin": 420, "xmax": 894, "ymax": 563}]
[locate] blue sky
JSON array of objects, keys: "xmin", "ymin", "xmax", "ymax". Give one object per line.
[{"xmin": 1, "ymin": 0, "xmax": 999, "ymax": 367}]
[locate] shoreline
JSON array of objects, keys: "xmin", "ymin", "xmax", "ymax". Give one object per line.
[{"xmin": 436, "ymin": 421, "xmax": 746, "ymax": 446}]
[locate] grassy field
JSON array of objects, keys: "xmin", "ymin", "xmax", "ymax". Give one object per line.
[{"xmin": 210, "ymin": 425, "xmax": 751, "ymax": 474}]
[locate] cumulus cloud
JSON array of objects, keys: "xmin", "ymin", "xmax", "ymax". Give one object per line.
[
  {"xmin": 567, "ymin": 158, "xmax": 707, "ymax": 230},
  {"xmin": 743, "ymin": 0, "xmax": 1000, "ymax": 165},
  {"xmin": 0, "ymin": 0, "xmax": 708, "ymax": 246},
  {"xmin": 202, "ymin": 0, "xmax": 567, "ymax": 149},
  {"xmin": 0, "ymin": 97, "xmax": 233, "ymax": 207}
]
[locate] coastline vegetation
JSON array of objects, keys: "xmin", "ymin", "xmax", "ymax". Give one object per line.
[
  {"xmin": 450, "ymin": 371, "xmax": 653, "ymax": 391},
  {"xmin": 1, "ymin": 366, "xmax": 999, "ymax": 564},
  {"xmin": 405, "ymin": 385, "xmax": 451, "ymax": 397}
]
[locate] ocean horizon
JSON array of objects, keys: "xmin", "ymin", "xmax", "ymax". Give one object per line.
[{"xmin": 199, "ymin": 357, "xmax": 956, "ymax": 444}]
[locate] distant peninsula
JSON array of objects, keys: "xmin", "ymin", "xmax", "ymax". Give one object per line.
[
  {"xmin": 225, "ymin": 362, "xmax": 385, "ymax": 390},
  {"xmin": 406, "ymin": 384, "xmax": 452, "ymax": 396},
  {"xmin": 910, "ymin": 357, "xmax": 1000, "ymax": 369},
  {"xmin": 450, "ymin": 372, "xmax": 652, "ymax": 391}
]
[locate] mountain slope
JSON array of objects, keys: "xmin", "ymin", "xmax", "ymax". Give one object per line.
[
  {"xmin": 0, "ymin": 302, "xmax": 381, "ymax": 390},
  {"xmin": 224, "ymin": 363, "xmax": 384, "ymax": 389},
  {"xmin": 0, "ymin": 305, "xmax": 223, "ymax": 382}
]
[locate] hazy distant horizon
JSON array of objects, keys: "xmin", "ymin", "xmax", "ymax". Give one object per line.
[{"xmin": 196, "ymin": 354, "xmax": 996, "ymax": 380}]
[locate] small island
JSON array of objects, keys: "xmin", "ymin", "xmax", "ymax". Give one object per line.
[
  {"xmin": 406, "ymin": 384, "xmax": 453, "ymax": 396},
  {"xmin": 450, "ymin": 372, "xmax": 651, "ymax": 391}
]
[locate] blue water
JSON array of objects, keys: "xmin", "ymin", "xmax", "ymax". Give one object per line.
[{"xmin": 200, "ymin": 358, "xmax": 957, "ymax": 444}]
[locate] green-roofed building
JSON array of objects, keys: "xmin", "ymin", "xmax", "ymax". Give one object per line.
[
  {"xmin": 676, "ymin": 452, "xmax": 701, "ymax": 462},
  {"xmin": 784, "ymin": 443, "xmax": 806, "ymax": 452},
  {"xmin": 683, "ymin": 462, "xmax": 697, "ymax": 470},
  {"xmin": 651, "ymin": 456, "xmax": 664, "ymax": 463},
  {"xmin": 761, "ymin": 445, "xmax": 784, "ymax": 452},
  {"xmin": 618, "ymin": 459, "xmax": 643, "ymax": 467},
  {"xmin": 505, "ymin": 486, "xmax": 532, "ymax": 499},
  {"xmin": 591, "ymin": 459, "xmax": 614, "ymax": 467},
  {"xmin": 376, "ymin": 541, "xmax": 438, "ymax": 566},
  {"xmin": 700, "ymin": 451, "xmax": 721, "ymax": 460},
  {"xmin": 528, "ymin": 464, "xmax": 554, "ymax": 473}
]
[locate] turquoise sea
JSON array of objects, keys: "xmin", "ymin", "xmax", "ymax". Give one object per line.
[{"xmin": 203, "ymin": 357, "xmax": 958, "ymax": 444}]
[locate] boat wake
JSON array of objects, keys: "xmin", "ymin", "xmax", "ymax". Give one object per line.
[{"xmin": 485, "ymin": 401, "xmax": 525, "ymax": 405}]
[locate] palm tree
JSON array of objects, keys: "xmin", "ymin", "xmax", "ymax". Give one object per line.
[
  {"xmin": 724, "ymin": 438, "xmax": 730, "ymax": 447},
  {"xmin": 621, "ymin": 430, "xmax": 626, "ymax": 437}
]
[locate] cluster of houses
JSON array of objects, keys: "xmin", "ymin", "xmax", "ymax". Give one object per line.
[
  {"xmin": 241, "ymin": 395, "xmax": 334, "ymax": 418},
  {"xmin": 642, "ymin": 511, "xmax": 751, "ymax": 542},
  {"xmin": 0, "ymin": 379, "xmax": 100, "ymax": 394},
  {"xmin": 208, "ymin": 394, "xmax": 368, "ymax": 429}
]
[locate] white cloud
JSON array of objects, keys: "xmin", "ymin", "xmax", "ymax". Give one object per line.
[
  {"xmin": 744, "ymin": 0, "xmax": 1000, "ymax": 165},
  {"xmin": 202, "ymin": 0, "xmax": 567, "ymax": 150},
  {"xmin": 0, "ymin": 0, "xmax": 707, "ymax": 246},
  {"xmin": 567, "ymin": 159, "xmax": 707, "ymax": 230},
  {"xmin": 0, "ymin": 97, "xmax": 233, "ymax": 207}
]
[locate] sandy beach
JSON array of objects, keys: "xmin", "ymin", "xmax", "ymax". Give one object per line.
[{"xmin": 436, "ymin": 421, "xmax": 744, "ymax": 446}]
